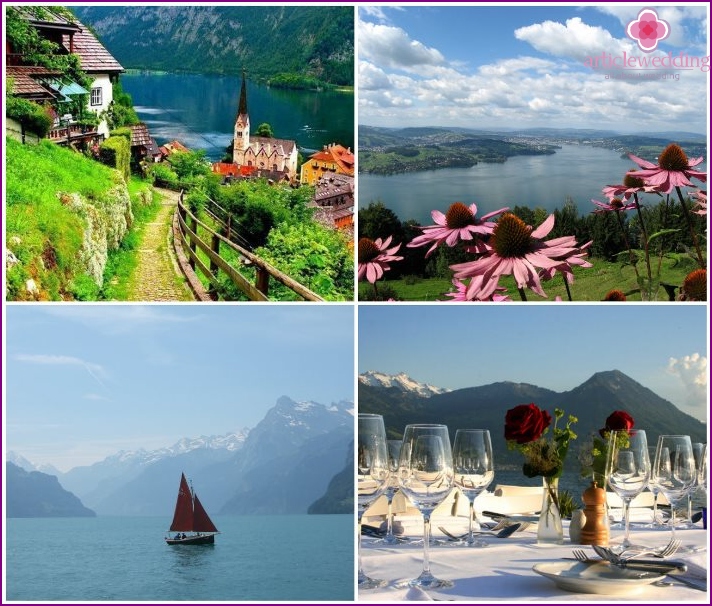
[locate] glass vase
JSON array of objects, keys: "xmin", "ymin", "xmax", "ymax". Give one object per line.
[{"xmin": 538, "ymin": 476, "xmax": 563, "ymax": 544}]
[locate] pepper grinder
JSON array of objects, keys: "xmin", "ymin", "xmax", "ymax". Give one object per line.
[{"xmin": 579, "ymin": 480, "xmax": 609, "ymax": 546}]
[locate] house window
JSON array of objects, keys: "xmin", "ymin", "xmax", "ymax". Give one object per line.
[{"xmin": 91, "ymin": 87, "xmax": 102, "ymax": 106}]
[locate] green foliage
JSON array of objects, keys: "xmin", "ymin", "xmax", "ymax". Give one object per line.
[
  {"xmin": 110, "ymin": 127, "xmax": 132, "ymax": 142},
  {"xmin": 99, "ymin": 136, "xmax": 130, "ymax": 182},
  {"xmin": 254, "ymin": 122, "xmax": 274, "ymax": 138},
  {"xmin": 106, "ymin": 79, "xmax": 140, "ymax": 128},
  {"xmin": 255, "ymin": 222, "xmax": 353, "ymax": 301},
  {"xmin": 5, "ymin": 137, "xmax": 122, "ymax": 300},
  {"xmin": 167, "ymin": 150, "xmax": 210, "ymax": 179},
  {"xmin": 268, "ymin": 73, "xmax": 325, "ymax": 90},
  {"xmin": 148, "ymin": 162, "xmax": 179, "ymax": 187},
  {"xmin": 5, "ymin": 93, "xmax": 53, "ymax": 137}
]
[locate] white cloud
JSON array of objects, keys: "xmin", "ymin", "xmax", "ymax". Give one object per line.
[
  {"xmin": 515, "ymin": 17, "xmax": 635, "ymax": 61},
  {"xmin": 667, "ymin": 353, "xmax": 708, "ymax": 412},
  {"xmin": 41, "ymin": 306, "xmax": 200, "ymax": 335},
  {"xmin": 359, "ymin": 20, "xmax": 445, "ymax": 70},
  {"xmin": 358, "ymin": 13, "xmax": 707, "ymax": 132},
  {"xmin": 15, "ymin": 353, "xmax": 107, "ymax": 387}
]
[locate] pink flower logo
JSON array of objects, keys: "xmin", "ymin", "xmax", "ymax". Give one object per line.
[{"xmin": 627, "ymin": 8, "xmax": 670, "ymax": 52}]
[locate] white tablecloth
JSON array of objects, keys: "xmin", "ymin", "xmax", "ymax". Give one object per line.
[{"xmin": 359, "ymin": 516, "xmax": 708, "ymax": 602}]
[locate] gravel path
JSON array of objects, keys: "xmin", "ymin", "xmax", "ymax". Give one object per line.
[{"xmin": 127, "ymin": 188, "xmax": 194, "ymax": 301}]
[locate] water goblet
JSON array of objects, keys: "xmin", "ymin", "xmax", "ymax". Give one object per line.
[
  {"xmin": 397, "ymin": 424, "xmax": 455, "ymax": 590},
  {"xmin": 357, "ymin": 414, "xmax": 390, "ymax": 590},
  {"xmin": 452, "ymin": 429, "xmax": 495, "ymax": 547},
  {"xmin": 606, "ymin": 429, "xmax": 650, "ymax": 551},
  {"xmin": 653, "ymin": 435, "xmax": 696, "ymax": 545}
]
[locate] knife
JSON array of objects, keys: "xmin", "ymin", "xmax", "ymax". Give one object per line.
[{"xmin": 617, "ymin": 560, "xmax": 688, "ymax": 575}]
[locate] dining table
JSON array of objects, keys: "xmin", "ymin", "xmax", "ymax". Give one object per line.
[{"xmin": 358, "ymin": 512, "xmax": 708, "ymax": 602}]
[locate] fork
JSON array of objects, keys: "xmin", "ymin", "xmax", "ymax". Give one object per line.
[
  {"xmin": 611, "ymin": 539, "xmax": 682, "ymax": 560},
  {"xmin": 572, "ymin": 548, "xmax": 599, "ymax": 563}
]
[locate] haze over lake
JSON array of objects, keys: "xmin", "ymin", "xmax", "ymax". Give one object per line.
[
  {"xmin": 122, "ymin": 72, "xmax": 354, "ymax": 161},
  {"xmin": 359, "ymin": 144, "xmax": 647, "ymax": 225}
]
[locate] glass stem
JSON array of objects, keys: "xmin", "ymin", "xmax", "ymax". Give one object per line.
[
  {"xmin": 422, "ymin": 513, "xmax": 432, "ymax": 577},
  {"xmin": 669, "ymin": 504, "xmax": 677, "ymax": 541},
  {"xmin": 357, "ymin": 514, "xmax": 365, "ymax": 580},
  {"xmin": 652, "ymin": 492, "xmax": 659, "ymax": 525},
  {"xmin": 385, "ymin": 495, "xmax": 394, "ymax": 540},
  {"xmin": 468, "ymin": 498, "xmax": 475, "ymax": 542},
  {"xmin": 622, "ymin": 497, "xmax": 632, "ymax": 547},
  {"xmin": 687, "ymin": 494, "xmax": 692, "ymax": 524}
]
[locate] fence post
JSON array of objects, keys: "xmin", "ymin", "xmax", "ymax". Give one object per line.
[
  {"xmin": 189, "ymin": 216, "xmax": 198, "ymax": 271},
  {"xmin": 256, "ymin": 267, "xmax": 269, "ymax": 297}
]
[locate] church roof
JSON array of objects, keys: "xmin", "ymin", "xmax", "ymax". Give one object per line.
[{"xmin": 250, "ymin": 136, "xmax": 297, "ymax": 155}]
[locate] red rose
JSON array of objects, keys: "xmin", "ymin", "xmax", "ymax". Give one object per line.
[
  {"xmin": 504, "ymin": 403, "xmax": 552, "ymax": 444},
  {"xmin": 599, "ymin": 410, "xmax": 634, "ymax": 437}
]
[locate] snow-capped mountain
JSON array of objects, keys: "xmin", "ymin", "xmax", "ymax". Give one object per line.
[
  {"xmin": 359, "ymin": 371, "xmax": 449, "ymax": 398},
  {"xmin": 7, "ymin": 451, "xmax": 38, "ymax": 472}
]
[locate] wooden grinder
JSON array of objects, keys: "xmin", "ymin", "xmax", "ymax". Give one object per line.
[{"xmin": 579, "ymin": 480, "xmax": 609, "ymax": 546}]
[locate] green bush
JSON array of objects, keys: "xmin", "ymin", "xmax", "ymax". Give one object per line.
[
  {"xmin": 110, "ymin": 127, "xmax": 132, "ymax": 142},
  {"xmin": 99, "ymin": 136, "xmax": 130, "ymax": 182},
  {"xmin": 6, "ymin": 96, "xmax": 53, "ymax": 138}
]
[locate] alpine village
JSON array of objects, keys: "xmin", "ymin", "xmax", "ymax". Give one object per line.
[{"xmin": 5, "ymin": 6, "xmax": 355, "ymax": 301}]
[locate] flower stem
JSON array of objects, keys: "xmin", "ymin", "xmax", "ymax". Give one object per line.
[
  {"xmin": 563, "ymin": 274, "xmax": 573, "ymax": 302},
  {"xmin": 675, "ymin": 186, "xmax": 705, "ymax": 267},
  {"xmin": 633, "ymin": 192, "xmax": 655, "ymax": 299},
  {"xmin": 614, "ymin": 210, "xmax": 640, "ymax": 281},
  {"xmin": 517, "ymin": 287, "xmax": 528, "ymax": 301}
]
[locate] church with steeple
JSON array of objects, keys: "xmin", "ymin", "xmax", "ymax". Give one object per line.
[{"xmin": 225, "ymin": 71, "xmax": 298, "ymax": 181}]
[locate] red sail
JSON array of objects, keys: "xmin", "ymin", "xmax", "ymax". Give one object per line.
[
  {"xmin": 193, "ymin": 493, "xmax": 219, "ymax": 533},
  {"xmin": 169, "ymin": 473, "xmax": 194, "ymax": 531}
]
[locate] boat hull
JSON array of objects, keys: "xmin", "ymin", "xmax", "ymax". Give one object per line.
[{"xmin": 165, "ymin": 533, "xmax": 216, "ymax": 545}]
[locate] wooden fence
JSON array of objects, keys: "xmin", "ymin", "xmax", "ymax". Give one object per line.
[{"xmin": 174, "ymin": 197, "xmax": 324, "ymax": 301}]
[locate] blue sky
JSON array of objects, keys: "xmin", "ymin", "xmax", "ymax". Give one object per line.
[
  {"xmin": 4, "ymin": 305, "xmax": 354, "ymax": 471},
  {"xmin": 359, "ymin": 4, "xmax": 709, "ymax": 132},
  {"xmin": 358, "ymin": 304, "xmax": 708, "ymax": 423}
]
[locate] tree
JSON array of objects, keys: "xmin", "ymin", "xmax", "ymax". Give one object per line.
[{"xmin": 255, "ymin": 123, "xmax": 274, "ymax": 138}]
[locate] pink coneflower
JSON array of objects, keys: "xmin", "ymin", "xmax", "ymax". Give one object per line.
[
  {"xmin": 602, "ymin": 172, "xmax": 647, "ymax": 201},
  {"xmin": 692, "ymin": 190, "xmax": 707, "ymax": 216},
  {"xmin": 591, "ymin": 198, "xmax": 637, "ymax": 214},
  {"xmin": 603, "ymin": 290, "xmax": 627, "ymax": 301},
  {"xmin": 442, "ymin": 278, "xmax": 511, "ymax": 302},
  {"xmin": 539, "ymin": 240, "xmax": 593, "ymax": 285},
  {"xmin": 680, "ymin": 269, "xmax": 706, "ymax": 301},
  {"xmin": 407, "ymin": 202, "xmax": 507, "ymax": 257},
  {"xmin": 451, "ymin": 213, "xmax": 588, "ymax": 300},
  {"xmin": 628, "ymin": 144, "xmax": 707, "ymax": 193},
  {"xmin": 357, "ymin": 236, "xmax": 403, "ymax": 284}
]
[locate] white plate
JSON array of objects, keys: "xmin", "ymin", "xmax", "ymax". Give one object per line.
[{"xmin": 532, "ymin": 561, "xmax": 665, "ymax": 595}]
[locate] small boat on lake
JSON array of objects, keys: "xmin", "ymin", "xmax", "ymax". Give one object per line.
[{"xmin": 165, "ymin": 473, "xmax": 219, "ymax": 545}]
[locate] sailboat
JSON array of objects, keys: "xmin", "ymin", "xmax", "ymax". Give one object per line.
[{"xmin": 165, "ymin": 472, "xmax": 219, "ymax": 545}]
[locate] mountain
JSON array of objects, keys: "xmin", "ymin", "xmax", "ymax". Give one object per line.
[
  {"xmin": 50, "ymin": 397, "xmax": 352, "ymax": 516},
  {"xmin": 71, "ymin": 6, "xmax": 354, "ymax": 85},
  {"xmin": 219, "ymin": 397, "xmax": 353, "ymax": 515},
  {"xmin": 308, "ymin": 440, "xmax": 354, "ymax": 515},
  {"xmin": 6, "ymin": 462, "xmax": 95, "ymax": 518},
  {"xmin": 359, "ymin": 371, "xmax": 449, "ymax": 398},
  {"xmin": 60, "ymin": 430, "xmax": 249, "ymax": 511},
  {"xmin": 359, "ymin": 369, "xmax": 706, "ymax": 471}
]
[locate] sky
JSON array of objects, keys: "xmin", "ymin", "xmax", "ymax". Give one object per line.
[
  {"xmin": 4, "ymin": 305, "xmax": 354, "ymax": 471},
  {"xmin": 358, "ymin": 4, "xmax": 709, "ymax": 132},
  {"xmin": 358, "ymin": 304, "xmax": 708, "ymax": 423}
]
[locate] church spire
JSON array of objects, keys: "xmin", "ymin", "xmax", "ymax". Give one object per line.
[{"xmin": 238, "ymin": 69, "xmax": 248, "ymax": 117}]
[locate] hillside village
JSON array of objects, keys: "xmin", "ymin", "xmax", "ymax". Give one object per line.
[{"xmin": 5, "ymin": 5, "xmax": 354, "ymax": 301}]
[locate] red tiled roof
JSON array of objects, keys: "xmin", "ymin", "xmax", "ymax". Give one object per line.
[
  {"xmin": 159, "ymin": 140, "xmax": 190, "ymax": 156},
  {"xmin": 130, "ymin": 123, "xmax": 152, "ymax": 147},
  {"xmin": 6, "ymin": 66, "xmax": 60, "ymax": 99},
  {"xmin": 62, "ymin": 19, "xmax": 123, "ymax": 74},
  {"xmin": 307, "ymin": 143, "xmax": 354, "ymax": 175},
  {"xmin": 211, "ymin": 163, "xmax": 256, "ymax": 177}
]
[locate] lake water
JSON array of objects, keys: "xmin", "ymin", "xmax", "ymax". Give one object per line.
[
  {"xmin": 358, "ymin": 144, "xmax": 639, "ymax": 225},
  {"xmin": 122, "ymin": 72, "xmax": 354, "ymax": 161},
  {"xmin": 5, "ymin": 514, "xmax": 353, "ymax": 602}
]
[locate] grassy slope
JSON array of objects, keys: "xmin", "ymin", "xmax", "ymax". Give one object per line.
[{"xmin": 5, "ymin": 138, "xmax": 120, "ymax": 300}]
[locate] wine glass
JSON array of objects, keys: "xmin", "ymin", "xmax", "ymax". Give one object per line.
[
  {"xmin": 374, "ymin": 439, "xmax": 405, "ymax": 545},
  {"xmin": 653, "ymin": 435, "xmax": 696, "ymax": 543},
  {"xmin": 646, "ymin": 446, "xmax": 665, "ymax": 527},
  {"xmin": 397, "ymin": 424, "xmax": 455, "ymax": 590},
  {"xmin": 606, "ymin": 429, "xmax": 650, "ymax": 550},
  {"xmin": 452, "ymin": 429, "xmax": 495, "ymax": 547},
  {"xmin": 357, "ymin": 413, "xmax": 390, "ymax": 589}
]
